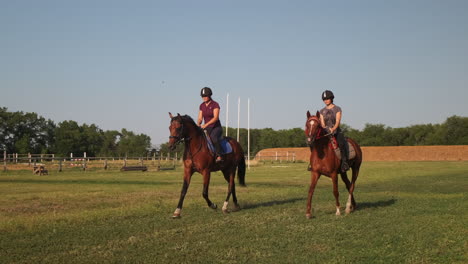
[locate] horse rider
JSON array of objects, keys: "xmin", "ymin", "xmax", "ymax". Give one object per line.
[
  {"xmin": 320, "ymin": 90, "xmax": 350, "ymax": 172},
  {"xmin": 197, "ymin": 87, "xmax": 223, "ymax": 162}
]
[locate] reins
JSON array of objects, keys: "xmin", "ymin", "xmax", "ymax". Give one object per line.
[
  {"xmin": 307, "ymin": 116, "xmax": 333, "ymax": 145},
  {"xmin": 170, "ymin": 116, "xmax": 205, "ymax": 159}
]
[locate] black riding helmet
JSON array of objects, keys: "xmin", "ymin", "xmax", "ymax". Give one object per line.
[
  {"xmin": 322, "ymin": 90, "xmax": 335, "ymax": 100},
  {"xmin": 200, "ymin": 87, "xmax": 213, "ymax": 97}
]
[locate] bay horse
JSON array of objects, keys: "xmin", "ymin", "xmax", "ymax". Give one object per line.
[
  {"xmin": 304, "ymin": 110, "xmax": 362, "ymax": 219},
  {"xmin": 168, "ymin": 113, "xmax": 246, "ymax": 218}
]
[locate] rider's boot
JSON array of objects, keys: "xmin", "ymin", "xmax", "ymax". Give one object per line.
[{"xmin": 340, "ymin": 150, "xmax": 350, "ymax": 173}]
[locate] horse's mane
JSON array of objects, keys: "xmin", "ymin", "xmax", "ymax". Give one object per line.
[
  {"xmin": 173, "ymin": 114, "xmax": 203, "ymax": 135},
  {"xmin": 180, "ymin": 115, "xmax": 196, "ymax": 125}
]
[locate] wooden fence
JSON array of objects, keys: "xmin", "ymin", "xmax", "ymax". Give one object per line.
[
  {"xmin": 255, "ymin": 145, "xmax": 468, "ymax": 162},
  {"xmin": 2, "ymin": 151, "xmax": 180, "ymax": 172}
]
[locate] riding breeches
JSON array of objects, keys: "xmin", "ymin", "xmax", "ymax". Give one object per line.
[
  {"xmin": 206, "ymin": 126, "xmax": 223, "ymax": 155},
  {"xmin": 336, "ymin": 131, "xmax": 349, "ymax": 160}
]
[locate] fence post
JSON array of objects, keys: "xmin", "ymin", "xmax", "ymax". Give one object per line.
[
  {"xmin": 81, "ymin": 152, "xmax": 86, "ymax": 171},
  {"xmin": 104, "ymin": 159, "xmax": 108, "ymax": 170},
  {"xmin": 157, "ymin": 153, "xmax": 161, "ymax": 171},
  {"xmin": 3, "ymin": 151, "xmax": 6, "ymax": 171},
  {"xmin": 59, "ymin": 160, "xmax": 62, "ymax": 172}
]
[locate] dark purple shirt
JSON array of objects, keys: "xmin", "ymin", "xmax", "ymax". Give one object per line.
[{"xmin": 199, "ymin": 100, "xmax": 221, "ymax": 128}]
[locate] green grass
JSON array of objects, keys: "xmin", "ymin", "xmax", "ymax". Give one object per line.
[{"xmin": 1, "ymin": 162, "xmax": 467, "ymax": 263}]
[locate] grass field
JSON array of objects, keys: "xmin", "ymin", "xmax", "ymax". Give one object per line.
[{"xmin": 1, "ymin": 162, "xmax": 467, "ymax": 263}]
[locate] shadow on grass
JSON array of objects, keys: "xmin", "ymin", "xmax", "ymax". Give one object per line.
[
  {"xmin": 243, "ymin": 197, "xmax": 305, "ymax": 210},
  {"xmin": 358, "ymin": 199, "xmax": 397, "ymax": 210}
]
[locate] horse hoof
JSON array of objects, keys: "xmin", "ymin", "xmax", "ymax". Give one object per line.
[
  {"xmin": 306, "ymin": 214, "xmax": 313, "ymax": 219},
  {"xmin": 231, "ymin": 205, "xmax": 241, "ymax": 212},
  {"xmin": 222, "ymin": 209, "xmax": 230, "ymax": 214},
  {"xmin": 172, "ymin": 213, "xmax": 181, "ymax": 219},
  {"xmin": 210, "ymin": 203, "xmax": 217, "ymax": 210}
]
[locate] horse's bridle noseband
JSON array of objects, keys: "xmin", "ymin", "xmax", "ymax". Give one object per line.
[
  {"xmin": 169, "ymin": 117, "xmax": 187, "ymax": 145},
  {"xmin": 306, "ymin": 116, "xmax": 320, "ymax": 145}
]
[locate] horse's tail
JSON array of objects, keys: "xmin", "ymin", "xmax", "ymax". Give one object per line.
[{"xmin": 237, "ymin": 154, "xmax": 246, "ymax": 187}]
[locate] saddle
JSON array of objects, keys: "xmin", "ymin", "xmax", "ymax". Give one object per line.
[
  {"xmin": 203, "ymin": 132, "xmax": 233, "ymax": 156},
  {"xmin": 329, "ymin": 136, "xmax": 356, "ymax": 160}
]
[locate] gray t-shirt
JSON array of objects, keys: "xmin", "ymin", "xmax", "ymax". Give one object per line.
[{"xmin": 320, "ymin": 105, "xmax": 342, "ymax": 129}]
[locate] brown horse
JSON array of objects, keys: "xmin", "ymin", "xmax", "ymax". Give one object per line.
[
  {"xmin": 304, "ymin": 111, "xmax": 362, "ymax": 219},
  {"xmin": 168, "ymin": 113, "xmax": 246, "ymax": 218}
]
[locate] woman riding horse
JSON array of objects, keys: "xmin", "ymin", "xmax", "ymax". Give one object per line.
[
  {"xmin": 319, "ymin": 90, "xmax": 349, "ymax": 172},
  {"xmin": 198, "ymin": 87, "xmax": 223, "ymax": 162},
  {"xmin": 307, "ymin": 90, "xmax": 349, "ymax": 172},
  {"xmin": 168, "ymin": 111, "xmax": 246, "ymax": 218}
]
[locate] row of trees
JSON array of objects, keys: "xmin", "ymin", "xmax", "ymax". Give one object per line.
[
  {"xmin": 160, "ymin": 115, "xmax": 468, "ymax": 156},
  {"xmin": 2, "ymin": 107, "xmax": 467, "ymax": 157},
  {"xmin": 0, "ymin": 107, "xmax": 151, "ymax": 157},
  {"xmin": 344, "ymin": 116, "xmax": 468, "ymax": 146}
]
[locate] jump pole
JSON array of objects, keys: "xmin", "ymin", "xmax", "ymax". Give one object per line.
[
  {"xmin": 226, "ymin": 93, "xmax": 229, "ymax": 137},
  {"xmin": 247, "ymin": 98, "xmax": 250, "ymax": 169},
  {"xmin": 237, "ymin": 97, "xmax": 240, "ymax": 142}
]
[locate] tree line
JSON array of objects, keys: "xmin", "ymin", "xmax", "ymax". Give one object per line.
[
  {"xmin": 160, "ymin": 115, "xmax": 468, "ymax": 156},
  {"xmin": 0, "ymin": 107, "xmax": 151, "ymax": 157},
  {"xmin": 2, "ymin": 107, "xmax": 467, "ymax": 157}
]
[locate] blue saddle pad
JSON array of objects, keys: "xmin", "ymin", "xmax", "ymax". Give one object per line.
[{"xmin": 206, "ymin": 135, "xmax": 233, "ymax": 155}]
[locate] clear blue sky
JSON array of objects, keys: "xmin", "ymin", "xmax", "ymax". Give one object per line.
[{"xmin": 2, "ymin": 0, "xmax": 467, "ymax": 146}]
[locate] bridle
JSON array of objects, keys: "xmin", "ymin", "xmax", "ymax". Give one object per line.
[
  {"xmin": 306, "ymin": 116, "xmax": 320, "ymax": 145},
  {"xmin": 169, "ymin": 116, "xmax": 203, "ymax": 158},
  {"xmin": 306, "ymin": 116, "xmax": 332, "ymax": 146},
  {"xmin": 169, "ymin": 116, "xmax": 188, "ymax": 145}
]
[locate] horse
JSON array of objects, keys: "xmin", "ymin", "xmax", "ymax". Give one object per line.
[
  {"xmin": 304, "ymin": 110, "xmax": 363, "ymax": 219},
  {"xmin": 168, "ymin": 113, "xmax": 246, "ymax": 218}
]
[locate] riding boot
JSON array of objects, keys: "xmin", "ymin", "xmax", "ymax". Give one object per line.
[
  {"xmin": 337, "ymin": 131, "xmax": 350, "ymax": 173},
  {"xmin": 214, "ymin": 143, "xmax": 223, "ymax": 162},
  {"xmin": 340, "ymin": 150, "xmax": 350, "ymax": 173}
]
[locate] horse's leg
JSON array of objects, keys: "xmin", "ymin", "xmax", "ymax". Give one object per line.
[
  {"xmin": 340, "ymin": 171, "xmax": 354, "ymax": 214},
  {"xmin": 221, "ymin": 169, "xmax": 232, "ymax": 213},
  {"xmin": 221, "ymin": 168, "xmax": 240, "ymax": 213},
  {"xmin": 349, "ymin": 167, "xmax": 360, "ymax": 210},
  {"xmin": 231, "ymin": 181, "xmax": 241, "ymax": 212},
  {"xmin": 173, "ymin": 167, "xmax": 193, "ymax": 218},
  {"xmin": 202, "ymin": 170, "xmax": 217, "ymax": 210},
  {"xmin": 306, "ymin": 171, "xmax": 320, "ymax": 219},
  {"xmin": 332, "ymin": 172, "xmax": 341, "ymax": 216}
]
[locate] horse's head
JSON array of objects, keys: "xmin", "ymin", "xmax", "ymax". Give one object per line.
[
  {"xmin": 168, "ymin": 112, "xmax": 185, "ymax": 151},
  {"xmin": 305, "ymin": 110, "xmax": 322, "ymax": 146}
]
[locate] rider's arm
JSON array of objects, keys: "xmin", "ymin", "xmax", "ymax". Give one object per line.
[
  {"xmin": 202, "ymin": 108, "xmax": 220, "ymax": 128},
  {"xmin": 197, "ymin": 110, "xmax": 203, "ymax": 126},
  {"xmin": 331, "ymin": 111, "xmax": 342, "ymax": 133},
  {"xmin": 319, "ymin": 113, "xmax": 326, "ymax": 128}
]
